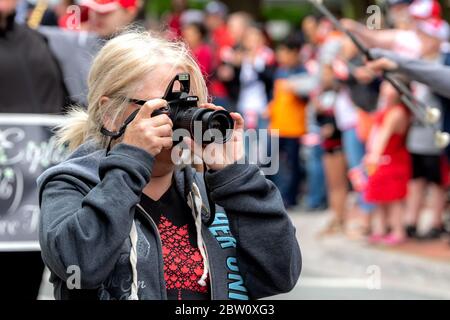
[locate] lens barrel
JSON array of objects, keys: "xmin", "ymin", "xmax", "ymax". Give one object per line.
[{"xmin": 174, "ymin": 108, "xmax": 234, "ymax": 144}]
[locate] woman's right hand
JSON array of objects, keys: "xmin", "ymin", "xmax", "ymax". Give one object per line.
[{"xmin": 122, "ymin": 99, "xmax": 173, "ymax": 157}]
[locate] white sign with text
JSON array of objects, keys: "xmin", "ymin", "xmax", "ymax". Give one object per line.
[{"xmin": 0, "ymin": 114, "xmax": 67, "ymax": 251}]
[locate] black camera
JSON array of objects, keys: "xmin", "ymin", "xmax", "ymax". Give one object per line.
[{"xmin": 152, "ymin": 73, "xmax": 234, "ymax": 145}]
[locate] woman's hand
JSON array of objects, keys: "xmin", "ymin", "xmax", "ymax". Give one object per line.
[
  {"xmin": 122, "ymin": 99, "xmax": 173, "ymax": 157},
  {"xmin": 363, "ymin": 153, "xmax": 380, "ymax": 176},
  {"xmin": 366, "ymin": 57, "xmax": 399, "ymax": 74},
  {"xmin": 184, "ymin": 103, "xmax": 245, "ymax": 171}
]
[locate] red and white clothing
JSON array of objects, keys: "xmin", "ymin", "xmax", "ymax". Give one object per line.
[
  {"xmin": 365, "ymin": 105, "xmax": 411, "ymax": 203},
  {"xmin": 140, "ymin": 183, "xmax": 210, "ymax": 300}
]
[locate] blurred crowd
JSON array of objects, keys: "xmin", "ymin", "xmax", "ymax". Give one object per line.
[{"xmin": 2, "ymin": 0, "xmax": 450, "ymax": 253}]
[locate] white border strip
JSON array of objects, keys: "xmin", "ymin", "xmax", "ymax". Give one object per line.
[
  {"xmin": 0, "ymin": 241, "xmax": 41, "ymax": 251},
  {"xmin": 0, "ymin": 114, "xmax": 66, "ymax": 126}
]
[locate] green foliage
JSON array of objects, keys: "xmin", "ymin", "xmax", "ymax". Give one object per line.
[
  {"xmin": 146, "ymin": 0, "xmax": 170, "ymax": 17},
  {"xmin": 261, "ymin": 3, "xmax": 314, "ymax": 24},
  {"xmin": 147, "ymin": 0, "xmax": 207, "ymax": 17},
  {"xmin": 145, "ymin": 0, "xmax": 390, "ymax": 22}
]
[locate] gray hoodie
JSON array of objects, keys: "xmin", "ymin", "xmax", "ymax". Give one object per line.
[{"xmin": 37, "ymin": 141, "xmax": 301, "ymax": 300}]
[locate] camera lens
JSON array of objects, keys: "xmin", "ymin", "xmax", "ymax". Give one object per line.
[
  {"xmin": 174, "ymin": 108, "xmax": 234, "ymax": 144},
  {"xmin": 172, "ymin": 106, "xmax": 234, "ymax": 144},
  {"xmin": 202, "ymin": 111, "xmax": 234, "ymax": 144}
]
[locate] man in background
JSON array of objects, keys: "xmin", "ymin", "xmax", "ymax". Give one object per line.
[{"xmin": 0, "ymin": 0, "xmax": 68, "ymax": 300}]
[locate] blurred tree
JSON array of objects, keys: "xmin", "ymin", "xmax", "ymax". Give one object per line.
[
  {"xmin": 320, "ymin": 0, "xmax": 376, "ymax": 20},
  {"xmin": 145, "ymin": 0, "xmax": 439, "ymax": 24},
  {"xmin": 262, "ymin": 3, "xmax": 313, "ymax": 25},
  {"xmin": 221, "ymin": 0, "xmax": 263, "ymax": 16},
  {"xmin": 347, "ymin": 0, "xmax": 376, "ymax": 19},
  {"xmin": 438, "ymin": 0, "xmax": 450, "ymax": 21}
]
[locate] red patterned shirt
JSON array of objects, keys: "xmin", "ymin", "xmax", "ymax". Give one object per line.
[{"xmin": 140, "ymin": 184, "xmax": 210, "ymax": 300}]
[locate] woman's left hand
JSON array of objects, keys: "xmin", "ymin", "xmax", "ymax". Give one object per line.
[{"xmin": 184, "ymin": 103, "xmax": 245, "ymax": 171}]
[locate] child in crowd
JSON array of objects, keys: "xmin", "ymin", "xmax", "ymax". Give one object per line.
[
  {"xmin": 364, "ymin": 78, "xmax": 411, "ymax": 245},
  {"xmin": 238, "ymin": 24, "xmax": 275, "ymax": 130},
  {"xmin": 267, "ymin": 34, "xmax": 307, "ymax": 208},
  {"xmin": 182, "ymin": 22, "xmax": 213, "ymax": 78}
]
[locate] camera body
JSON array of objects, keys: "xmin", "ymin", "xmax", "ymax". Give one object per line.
[{"xmin": 153, "ymin": 73, "xmax": 234, "ymax": 145}]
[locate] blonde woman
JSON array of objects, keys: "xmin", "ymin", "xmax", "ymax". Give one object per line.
[{"xmin": 37, "ymin": 31, "xmax": 301, "ymax": 300}]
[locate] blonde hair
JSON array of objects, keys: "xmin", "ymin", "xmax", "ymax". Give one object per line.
[{"xmin": 57, "ymin": 30, "xmax": 208, "ymax": 151}]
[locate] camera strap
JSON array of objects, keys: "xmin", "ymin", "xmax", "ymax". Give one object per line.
[
  {"xmin": 100, "ymin": 109, "xmax": 140, "ymax": 153},
  {"xmin": 203, "ymin": 162, "xmax": 217, "ymax": 226}
]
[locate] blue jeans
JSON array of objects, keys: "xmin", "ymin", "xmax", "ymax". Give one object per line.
[
  {"xmin": 342, "ymin": 128, "xmax": 374, "ymax": 213},
  {"xmin": 305, "ymin": 144, "xmax": 327, "ymax": 209},
  {"xmin": 271, "ymin": 137, "xmax": 302, "ymax": 207}
]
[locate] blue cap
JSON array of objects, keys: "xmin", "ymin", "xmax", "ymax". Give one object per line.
[{"xmin": 205, "ymin": 1, "xmax": 228, "ymax": 17}]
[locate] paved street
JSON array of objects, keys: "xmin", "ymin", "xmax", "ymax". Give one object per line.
[
  {"xmin": 39, "ymin": 209, "xmax": 450, "ymax": 300},
  {"xmin": 267, "ymin": 211, "xmax": 450, "ymax": 300}
]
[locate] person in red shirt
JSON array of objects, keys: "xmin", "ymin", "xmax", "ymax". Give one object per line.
[
  {"xmin": 205, "ymin": 1, "xmax": 234, "ymax": 52},
  {"xmin": 204, "ymin": 1, "xmax": 234, "ymax": 107},
  {"xmin": 165, "ymin": 0, "xmax": 188, "ymax": 39},
  {"xmin": 182, "ymin": 22, "xmax": 213, "ymax": 79}
]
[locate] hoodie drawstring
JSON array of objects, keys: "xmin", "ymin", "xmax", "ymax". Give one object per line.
[
  {"xmin": 187, "ymin": 182, "xmax": 209, "ymax": 287},
  {"xmin": 128, "ymin": 220, "xmax": 139, "ymax": 300}
]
